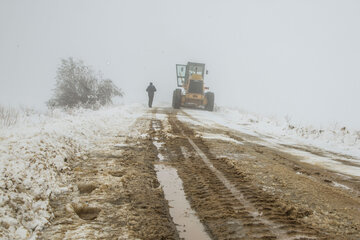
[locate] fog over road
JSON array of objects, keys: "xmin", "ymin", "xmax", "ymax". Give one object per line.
[{"xmin": 1, "ymin": 1, "xmax": 360, "ymax": 127}]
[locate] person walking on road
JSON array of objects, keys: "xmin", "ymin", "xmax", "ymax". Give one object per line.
[{"xmin": 146, "ymin": 82, "xmax": 157, "ymax": 108}]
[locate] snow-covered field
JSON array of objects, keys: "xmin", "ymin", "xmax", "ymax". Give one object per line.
[{"xmin": 0, "ymin": 104, "xmax": 145, "ymax": 240}]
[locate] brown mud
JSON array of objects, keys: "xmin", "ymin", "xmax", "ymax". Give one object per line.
[
  {"xmin": 160, "ymin": 110, "xmax": 322, "ymax": 240},
  {"xmin": 39, "ymin": 107, "xmax": 360, "ymax": 239},
  {"xmin": 171, "ymin": 108, "xmax": 360, "ymax": 239},
  {"xmin": 39, "ymin": 114, "xmax": 179, "ymax": 240}
]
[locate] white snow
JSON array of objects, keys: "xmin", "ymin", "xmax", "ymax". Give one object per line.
[
  {"xmin": 284, "ymin": 147, "xmax": 360, "ymax": 177},
  {"xmin": 197, "ymin": 132, "xmax": 243, "ymax": 145},
  {"xmin": 153, "ymin": 141, "xmax": 164, "ymax": 149},
  {"xmin": 154, "ymin": 112, "xmax": 168, "ymax": 121},
  {"xmin": 332, "ymin": 182, "xmax": 351, "ymax": 190},
  {"xmin": 182, "ymin": 107, "xmax": 360, "ymax": 177},
  {"xmin": 114, "ymin": 143, "xmax": 128, "ymax": 148},
  {"xmin": 0, "ymin": 103, "xmax": 145, "ymax": 240}
]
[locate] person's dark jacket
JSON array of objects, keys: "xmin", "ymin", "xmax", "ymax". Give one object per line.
[{"xmin": 146, "ymin": 84, "xmax": 157, "ymax": 95}]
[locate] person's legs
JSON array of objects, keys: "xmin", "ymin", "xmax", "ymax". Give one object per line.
[{"xmin": 148, "ymin": 94, "xmax": 154, "ymax": 108}]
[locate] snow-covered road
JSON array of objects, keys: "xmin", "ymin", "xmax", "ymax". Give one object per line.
[{"xmin": 1, "ymin": 104, "xmax": 360, "ymax": 239}]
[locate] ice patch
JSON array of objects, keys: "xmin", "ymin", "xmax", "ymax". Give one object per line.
[
  {"xmin": 177, "ymin": 115, "xmax": 202, "ymax": 127},
  {"xmin": 199, "ymin": 132, "xmax": 243, "ymax": 145},
  {"xmin": 114, "ymin": 143, "xmax": 128, "ymax": 148},
  {"xmin": 332, "ymin": 182, "xmax": 351, "ymax": 190}
]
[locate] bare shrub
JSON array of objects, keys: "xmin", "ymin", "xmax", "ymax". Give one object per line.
[
  {"xmin": 47, "ymin": 58, "xmax": 123, "ymax": 109},
  {"xmin": 0, "ymin": 105, "xmax": 19, "ymax": 127}
]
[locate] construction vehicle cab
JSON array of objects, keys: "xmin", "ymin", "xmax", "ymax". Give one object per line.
[{"xmin": 172, "ymin": 62, "xmax": 214, "ymax": 111}]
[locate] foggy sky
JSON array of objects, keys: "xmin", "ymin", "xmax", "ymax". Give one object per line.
[{"xmin": 1, "ymin": 0, "xmax": 359, "ymax": 128}]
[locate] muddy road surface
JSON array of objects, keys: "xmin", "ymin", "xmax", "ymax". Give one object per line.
[{"xmin": 40, "ymin": 107, "xmax": 360, "ymax": 240}]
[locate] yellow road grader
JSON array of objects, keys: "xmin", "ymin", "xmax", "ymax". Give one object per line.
[{"xmin": 172, "ymin": 62, "xmax": 215, "ymax": 111}]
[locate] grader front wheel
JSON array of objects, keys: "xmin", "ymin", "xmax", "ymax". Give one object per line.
[{"xmin": 172, "ymin": 89, "xmax": 182, "ymax": 109}]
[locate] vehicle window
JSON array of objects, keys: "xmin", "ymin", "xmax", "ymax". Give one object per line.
[{"xmin": 188, "ymin": 65, "xmax": 204, "ymax": 76}]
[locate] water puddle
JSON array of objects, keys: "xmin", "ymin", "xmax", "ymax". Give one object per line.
[
  {"xmin": 155, "ymin": 164, "xmax": 211, "ymax": 240},
  {"xmin": 152, "ymin": 118, "xmax": 209, "ymax": 239}
]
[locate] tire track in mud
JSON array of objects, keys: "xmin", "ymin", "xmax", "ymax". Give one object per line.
[
  {"xmin": 180, "ymin": 109, "xmax": 360, "ymax": 196},
  {"xmin": 159, "ymin": 109, "xmax": 327, "ymax": 240},
  {"xmin": 40, "ymin": 113, "xmax": 179, "ymax": 240},
  {"xmin": 38, "ymin": 107, "xmax": 360, "ymax": 239},
  {"xmin": 173, "ymin": 109, "xmax": 360, "ymax": 239},
  {"xmin": 150, "ymin": 111, "xmax": 212, "ymax": 240}
]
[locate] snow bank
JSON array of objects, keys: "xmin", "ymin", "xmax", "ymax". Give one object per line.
[
  {"xmin": 183, "ymin": 107, "xmax": 360, "ymax": 159},
  {"xmin": 0, "ymin": 104, "xmax": 145, "ymax": 239},
  {"xmin": 220, "ymin": 107, "xmax": 360, "ymax": 157}
]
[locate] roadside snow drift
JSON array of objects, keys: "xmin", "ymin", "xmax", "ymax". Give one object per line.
[
  {"xmin": 182, "ymin": 107, "xmax": 360, "ymax": 176},
  {"xmin": 0, "ymin": 104, "xmax": 144, "ymax": 240}
]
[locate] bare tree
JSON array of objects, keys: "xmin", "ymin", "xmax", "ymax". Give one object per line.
[
  {"xmin": 48, "ymin": 58, "xmax": 123, "ymax": 108},
  {"xmin": 97, "ymin": 79, "xmax": 123, "ymax": 105}
]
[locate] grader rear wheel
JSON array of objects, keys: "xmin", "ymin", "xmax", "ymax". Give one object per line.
[{"xmin": 205, "ymin": 92, "xmax": 215, "ymax": 111}]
